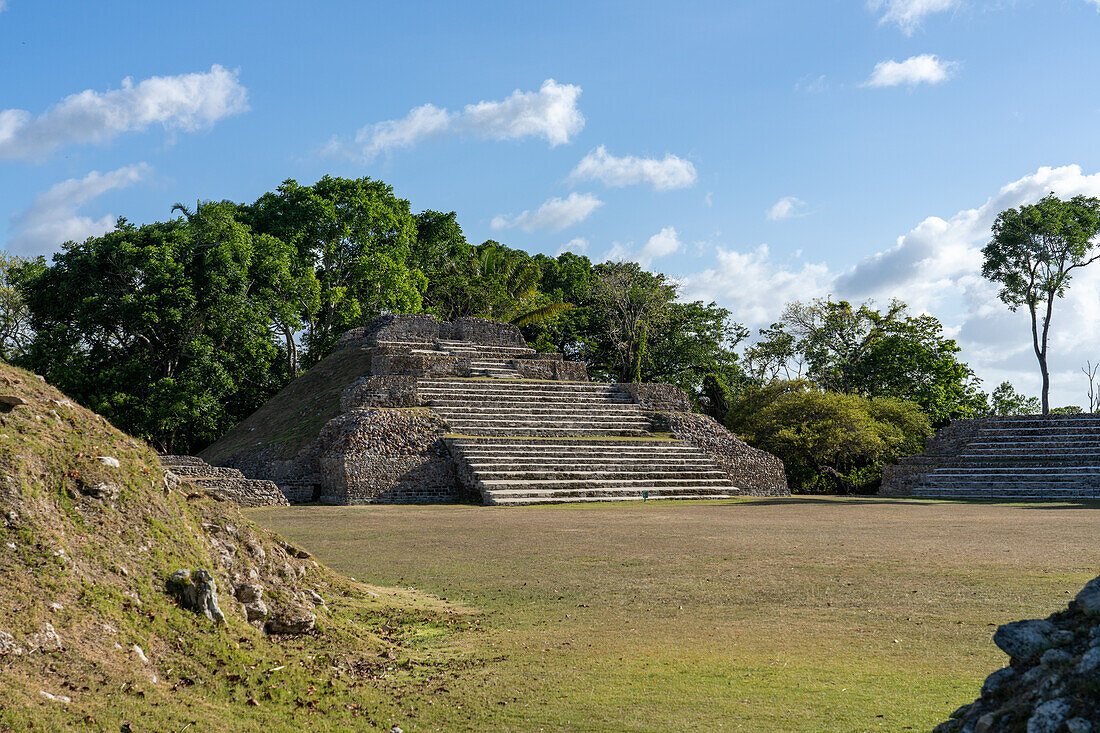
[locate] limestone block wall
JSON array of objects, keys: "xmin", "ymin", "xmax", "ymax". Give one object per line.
[
  {"xmin": 665, "ymin": 412, "xmax": 790, "ymax": 497},
  {"xmin": 879, "ymin": 418, "xmax": 984, "ymax": 495},
  {"xmin": 511, "ymin": 358, "xmax": 589, "ymax": 381},
  {"xmin": 317, "ymin": 408, "xmax": 458, "ymax": 504},
  {"xmin": 618, "ymin": 383, "xmax": 693, "ymax": 413},
  {"xmin": 341, "ymin": 375, "xmax": 421, "ymax": 410}
]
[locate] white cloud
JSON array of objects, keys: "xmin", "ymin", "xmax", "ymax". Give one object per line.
[
  {"xmin": 0, "ymin": 2, "xmax": 8, "ymax": 13},
  {"xmin": 0, "ymin": 65, "xmax": 248, "ymax": 161},
  {"xmin": 491, "ymin": 192, "xmax": 602, "ymax": 232},
  {"xmin": 794, "ymin": 75, "xmax": 829, "ymax": 93},
  {"xmin": 867, "ymin": 0, "xmax": 959, "ymax": 34},
  {"xmin": 556, "ymin": 237, "xmax": 588, "ymax": 256},
  {"xmin": 675, "ymin": 164, "xmax": 1100, "ymax": 406},
  {"xmin": 7, "ymin": 163, "xmax": 151, "ymax": 256},
  {"xmin": 459, "ymin": 79, "xmax": 583, "ymax": 146},
  {"xmin": 766, "ymin": 196, "xmax": 808, "ymax": 221},
  {"xmin": 704, "ymin": 192, "xmax": 714, "ymax": 207},
  {"xmin": 864, "ymin": 54, "xmax": 957, "ymax": 88},
  {"xmin": 568, "ymin": 146, "xmax": 697, "ymax": 191},
  {"xmin": 346, "ymin": 79, "xmax": 584, "ymax": 160},
  {"xmin": 679, "ymin": 245, "xmax": 833, "ymax": 326},
  {"xmin": 602, "ymin": 226, "xmax": 685, "ymax": 269},
  {"xmin": 354, "ymin": 103, "xmax": 451, "ymax": 159}
]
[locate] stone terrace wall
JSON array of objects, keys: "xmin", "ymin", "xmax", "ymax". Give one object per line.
[
  {"xmin": 338, "ymin": 314, "xmax": 528, "ymax": 349},
  {"xmin": 512, "ymin": 358, "xmax": 589, "ymax": 381},
  {"xmin": 879, "ymin": 418, "xmax": 984, "ymax": 495},
  {"xmin": 618, "ymin": 383, "xmax": 692, "ymax": 413},
  {"xmin": 666, "ymin": 413, "xmax": 789, "ymax": 497},
  {"xmin": 317, "ymin": 408, "xmax": 458, "ymax": 504}
]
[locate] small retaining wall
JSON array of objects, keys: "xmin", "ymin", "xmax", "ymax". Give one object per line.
[
  {"xmin": 341, "ymin": 375, "xmax": 421, "ymax": 410},
  {"xmin": 666, "ymin": 412, "xmax": 789, "ymax": 497},
  {"xmin": 317, "ymin": 408, "xmax": 458, "ymax": 504}
]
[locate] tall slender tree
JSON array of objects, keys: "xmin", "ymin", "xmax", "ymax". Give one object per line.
[{"xmin": 982, "ymin": 194, "xmax": 1100, "ymax": 413}]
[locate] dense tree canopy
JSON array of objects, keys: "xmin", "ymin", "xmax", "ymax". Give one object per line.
[
  {"xmin": 743, "ymin": 298, "xmax": 985, "ymax": 425},
  {"xmin": 7, "ymin": 173, "xmax": 1002, "ymax": 494}
]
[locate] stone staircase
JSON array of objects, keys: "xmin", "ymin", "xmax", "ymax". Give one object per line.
[
  {"xmin": 902, "ymin": 415, "xmax": 1100, "ymax": 500},
  {"xmin": 421, "ymin": 376, "xmax": 739, "ymax": 505},
  {"xmin": 161, "ymin": 455, "xmax": 289, "ymax": 506}
]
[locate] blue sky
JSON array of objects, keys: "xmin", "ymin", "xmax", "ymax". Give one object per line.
[{"xmin": 2, "ymin": 0, "xmax": 1100, "ymax": 405}]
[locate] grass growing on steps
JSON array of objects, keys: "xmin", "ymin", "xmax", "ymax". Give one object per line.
[{"xmin": 0, "ymin": 362, "xmax": 483, "ymax": 732}]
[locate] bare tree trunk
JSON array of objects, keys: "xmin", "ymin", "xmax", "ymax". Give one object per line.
[
  {"xmin": 282, "ymin": 324, "xmax": 298, "ymax": 377},
  {"xmin": 1040, "ymin": 292, "xmax": 1055, "ymax": 414},
  {"xmin": 1028, "ymin": 300, "xmax": 1050, "ymax": 415}
]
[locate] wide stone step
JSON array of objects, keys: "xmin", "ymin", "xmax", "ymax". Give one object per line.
[
  {"xmin": 433, "ymin": 401, "xmax": 637, "ymax": 410},
  {"xmin": 420, "ymin": 380, "xmax": 611, "ymax": 391},
  {"xmin": 474, "ymin": 469, "xmax": 730, "ymax": 481},
  {"xmin": 909, "ymin": 488, "xmax": 1100, "ymax": 499},
  {"xmin": 434, "ymin": 408, "xmax": 645, "ymax": 419},
  {"xmin": 485, "ymin": 490, "xmax": 738, "ymax": 505},
  {"xmin": 455, "ymin": 428, "xmax": 652, "ymax": 437}
]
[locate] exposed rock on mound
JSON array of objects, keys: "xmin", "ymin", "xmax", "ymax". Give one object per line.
[
  {"xmin": 935, "ymin": 575, "xmax": 1100, "ymax": 732},
  {"xmin": 0, "ymin": 361, "xmax": 471, "ymax": 730}
]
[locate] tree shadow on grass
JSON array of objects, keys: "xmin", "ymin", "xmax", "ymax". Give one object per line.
[{"xmin": 727, "ymin": 495, "xmax": 1100, "ymax": 510}]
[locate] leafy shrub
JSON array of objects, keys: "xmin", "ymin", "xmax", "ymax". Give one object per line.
[{"xmin": 725, "ymin": 381, "xmax": 932, "ymax": 494}]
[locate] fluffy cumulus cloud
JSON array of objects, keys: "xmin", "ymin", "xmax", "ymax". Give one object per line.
[
  {"xmin": 556, "ymin": 237, "xmax": 588, "ymax": 256},
  {"xmin": 347, "ymin": 79, "xmax": 584, "ymax": 160},
  {"xmin": 568, "ymin": 146, "xmax": 697, "ymax": 191},
  {"xmin": 864, "ymin": 54, "xmax": 957, "ymax": 87},
  {"xmin": 490, "ymin": 192, "xmax": 602, "ymax": 232},
  {"xmin": 603, "ymin": 226, "xmax": 685, "ymax": 269},
  {"xmin": 679, "ymin": 245, "xmax": 833, "ymax": 327},
  {"xmin": 7, "ymin": 163, "xmax": 151, "ymax": 256},
  {"xmin": 0, "ymin": 65, "xmax": 248, "ymax": 161},
  {"xmin": 766, "ymin": 196, "xmax": 808, "ymax": 221},
  {"xmin": 677, "ymin": 164, "xmax": 1100, "ymax": 405},
  {"xmin": 867, "ymin": 0, "xmax": 959, "ymax": 34}
]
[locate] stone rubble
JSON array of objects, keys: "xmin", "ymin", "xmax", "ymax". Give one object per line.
[{"xmin": 935, "ymin": 574, "xmax": 1100, "ymax": 732}]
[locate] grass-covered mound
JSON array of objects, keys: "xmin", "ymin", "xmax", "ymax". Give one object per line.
[
  {"xmin": 201, "ymin": 344, "xmax": 375, "ymax": 466},
  {"xmin": 0, "ymin": 361, "xmax": 474, "ymax": 732}
]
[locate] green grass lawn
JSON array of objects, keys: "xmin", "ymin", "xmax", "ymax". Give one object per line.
[{"xmin": 250, "ymin": 496, "xmax": 1100, "ymax": 732}]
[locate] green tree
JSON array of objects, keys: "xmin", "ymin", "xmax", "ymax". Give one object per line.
[
  {"xmin": 243, "ymin": 176, "xmax": 425, "ymax": 364},
  {"xmin": 982, "ymin": 194, "xmax": 1100, "ymax": 413},
  {"xmin": 987, "ymin": 381, "xmax": 1041, "ymax": 416},
  {"xmin": 0, "ymin": 251, "xmax": 43, "ymax": 362},
  {"xmin": 726, "ymin": 381, "xmax": 931, "ymax": 494},
  {"xmin": 588, "ymin": 262, "xmax": 677, "ymax": 383},
  {"xmin": 750, "ymin": 298, "xmax": 984, "ymax": 424},
  {"xmin": 18, "ymin": 204, "xmax": 292, "ymax": 453}
]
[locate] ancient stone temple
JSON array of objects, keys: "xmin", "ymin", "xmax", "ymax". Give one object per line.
[
  {"xmin": 200, "ymin": 315, "xmax": 788, "ymax": 505},
  {"xmin": 880, "ymin": 413, "xmax": 1100, "ymax": 499}
]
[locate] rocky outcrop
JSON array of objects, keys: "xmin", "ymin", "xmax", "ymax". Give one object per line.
[
  {"xmin": 166, "ymin": 569, "xmax": 226, "ymax": 624},
  {"xmin": 935, "ymin": 575, "xmax": 1100, "ymax": 732}
]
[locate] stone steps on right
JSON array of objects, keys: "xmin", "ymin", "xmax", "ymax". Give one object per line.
[{"xmin": 881, "ymin": 413, "xmax": 1100, "ymax": 500}]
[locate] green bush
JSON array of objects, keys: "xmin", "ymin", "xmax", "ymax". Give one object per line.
[{"xmin": 725, "ymin": 381, "xmax": 932, "ymax": 494}]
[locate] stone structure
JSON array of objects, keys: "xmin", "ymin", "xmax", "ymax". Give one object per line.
[
  {"xmin": 160, "ymin": 455, "xmax": 288, "ymax": 507},
  {"xmin": 201, "ymin": 315, "xmax": 788, "ymax": 505},
  {"xmin": 935, "ymin": 574, "xmax": 1100, "ymax": 732},
  {"xmin": 881, "ymin": 414, "xmax": 1100, "ymax": 500}
]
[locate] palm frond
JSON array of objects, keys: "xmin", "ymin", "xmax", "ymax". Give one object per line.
[{"xmin": 510, "ymin": 301, "xmax": 574, "ymax": 327}]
